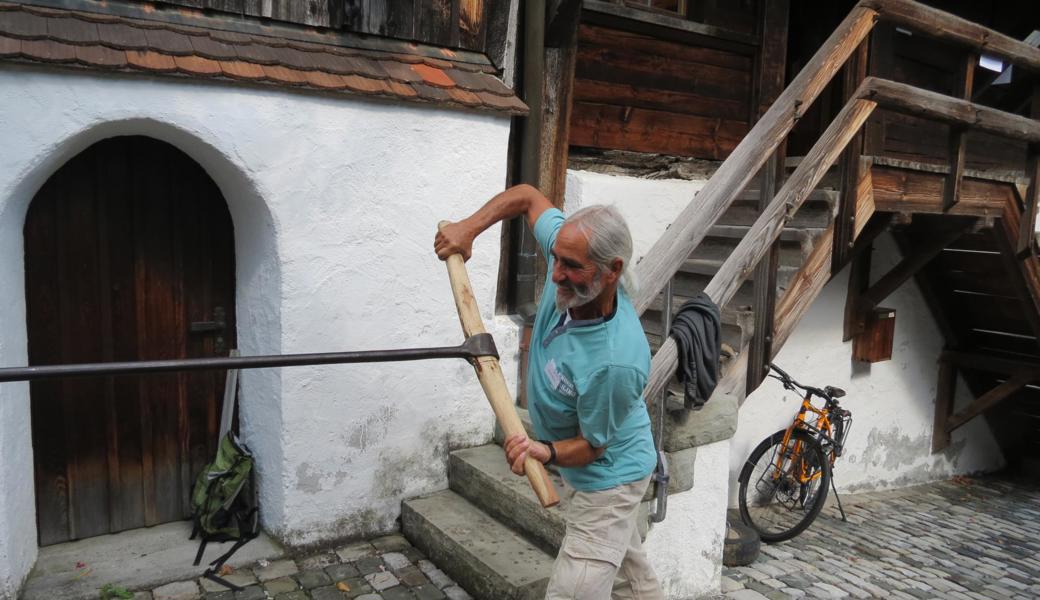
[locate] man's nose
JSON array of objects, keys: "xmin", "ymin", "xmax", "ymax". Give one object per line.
[{"xmin": 551, "ymin": 262, "xmax": 566, "ymax": 284}]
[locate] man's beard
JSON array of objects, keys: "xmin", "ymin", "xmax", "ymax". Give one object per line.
[{"xmin": 556, "ymin": 272, "xmax": 606, "ymax": 313}]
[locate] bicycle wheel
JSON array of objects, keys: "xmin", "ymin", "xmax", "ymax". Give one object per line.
[{"xmin": 737, "ymin": 429, "xmax": 831, "ymax": 543}]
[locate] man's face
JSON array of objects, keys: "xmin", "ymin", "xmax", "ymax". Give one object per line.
[{"xmin": 551, "ymin": 223, "xmax": 606, "ymax": 313}]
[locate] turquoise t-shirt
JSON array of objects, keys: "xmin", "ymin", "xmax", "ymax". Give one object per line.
[{"xmin": 526, "ymin": 208, "xmax": 657, "ymax": 491}]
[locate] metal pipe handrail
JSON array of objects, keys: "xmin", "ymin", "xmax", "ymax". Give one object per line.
[{"xmin": 0, "ymin": 334, "xmax": 499, "ymax": 383}]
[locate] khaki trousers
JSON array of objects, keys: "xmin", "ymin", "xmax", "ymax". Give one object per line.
[{"xmin": 545, "ymin": 476, "xmax": 664, "ymax": 600}]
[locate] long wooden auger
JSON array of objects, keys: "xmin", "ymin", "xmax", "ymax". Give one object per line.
[{"xmin": 439, "ymin": 222, "xmax": 560, "ymax": 508}]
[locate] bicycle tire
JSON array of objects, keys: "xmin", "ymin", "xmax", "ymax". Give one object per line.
[{"xmin": 737, "ymin": 429, "xmax": 831, "ymax": 543}]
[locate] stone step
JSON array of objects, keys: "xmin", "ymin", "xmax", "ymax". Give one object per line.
[
  {"xmin": 401, "ymin": 489, "xmax": 554, "ymax": 600},
  {"xmin": 449, "ymin": 445, "xmax": 568, "ymax": 554}
]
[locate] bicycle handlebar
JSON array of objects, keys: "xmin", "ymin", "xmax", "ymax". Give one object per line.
[{"xmin": 767, "ymin": 363, "xmax": 834, "ymax": 401}]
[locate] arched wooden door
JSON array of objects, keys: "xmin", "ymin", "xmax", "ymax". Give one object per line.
[{"xmin": 25, "ymin": 137, "xmax": 236, "ymax": 545}]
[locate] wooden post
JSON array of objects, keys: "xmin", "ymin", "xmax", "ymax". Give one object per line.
[
  {"xmin": 834, "ymin": 39, "xmax": 870, "ymax": 272},
  {"xmin": 932, "ymin": 358, "xmax": 956, "ymax": 453},
  {"xmin": 747, "ymin": 0, "xmax": 789, "ymax": 394},
  {"xmin": 944, "ymin": 53, "xmax": 976, "ymax": 212},
  {"xmin": 843, "ymin": 240, "xmax": 872, "ymax": 341},
  {"xmin": 1016, "ymin": 86, "xmax": 1040, "ymax": 256},
  {"xmin": 747, "ymin": 156, "xmax": 781, "ymax": 394},
  {"xmin": 538, "ymin": 0, "xmax": 582, "ymax": 206}
]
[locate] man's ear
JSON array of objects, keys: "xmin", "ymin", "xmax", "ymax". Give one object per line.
[{"xmin": 607, "ymin": 258, "xmax": 623, "ymax": 283}]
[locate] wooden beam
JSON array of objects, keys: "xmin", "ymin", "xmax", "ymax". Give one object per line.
[
  {"xmin": 945, "ymin": 370, "xmax": 1037, "ymax": 433},
  {"xmin": 843, "ymin": 239, "xmax": 873, "ymax": 341},
  {"xmin": 941, "ymin": 349, "xmax": 1040, "ymax": 374},
  {"xmin": 748, "ymin": 156, "xmax": 780, "ymax": 393},
  {"xmin": 870, "ymin": 165, "xmax": 1012, "ymax": 217},
  {"xmin": 1016, "ymin": 87, "xmax": 1040, "ymax": 256},
  {"xmin": 1018, "ymin": 145, "xmax": 1040, "ymax": 256},
  {"xmin": 859, "ymin": 78, "xmax": 1040, "ymax": 144},
  {"xmin": 835, "ymin": 39, "xmax": 870, "ymax": 271},
  {"xmin": 943, "ymin": 53, "xmax": 976, "ymax": 212},
  {"xmin": 932, "ymin": 358, "xmax": 957, "ymax": 452},
  {"xmin": 536, "ymin": 0, "xmax": 582, "ymax": 206},
  {"xmin": 631, "ymin": 4, "xmax": 879, "ymax": 317},
  {"xmin": 861, "ymin": 222, "xmax": 972, "ymax": 308},
  {"xmin": 746, "ymin": 0, "xmax": 789, "ymax": 394},
  {"xmin": 582, "ymin": 0, "xmax": 758, "ymax": 50},
  {"xmin": 867, "ymin": 0, "xmax": 1040, "ymax": 73},
  {"xmin": 990, "ymin": 219, "xmax": 1040, "ymax": 347}
]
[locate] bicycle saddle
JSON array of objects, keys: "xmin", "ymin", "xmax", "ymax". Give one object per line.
[{"xmin": 824, "ymin": 386, "xmax": 846, "ymax": 398}]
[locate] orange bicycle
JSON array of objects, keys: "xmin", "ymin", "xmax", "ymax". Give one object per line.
[{"xmin": 737, "ymin": 364, "xmax": 851, "ymax": 542}]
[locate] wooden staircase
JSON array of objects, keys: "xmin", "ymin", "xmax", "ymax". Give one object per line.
[
  {"xmin": 640, "ymin": 186, "xmax": 839, "ymax": 380},
  {"xmin": 402, "ymin": 1, "xmax": 1040, "ymax": 598}
]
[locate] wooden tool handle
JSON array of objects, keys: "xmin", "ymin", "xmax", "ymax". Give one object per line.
[{"xmin": 438, "ymin": 221, "xmax": 559, "ymax": 508}]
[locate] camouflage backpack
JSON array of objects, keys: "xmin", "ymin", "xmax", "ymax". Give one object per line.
[{"xmin": 189, "ymin": 431, "xmax": 259, "ymax": 590}]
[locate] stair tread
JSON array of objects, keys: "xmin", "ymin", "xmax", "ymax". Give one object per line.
[
  {"xmin": 402, "ymin": 489, "xmax": 554, "ymax": 600},
  {"xmin": 450, "ymin": 445, "xmax": 567, "ymax": 553},
  {"xmin": 708, "ymin": 224, "xmax": 823, "ymax": 241},
  {"xmin": 681, "ymin": 257, "xmax": 800, "ymax": 275}
]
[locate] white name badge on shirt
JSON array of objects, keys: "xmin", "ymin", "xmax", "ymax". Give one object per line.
[{"xmin": 544, "ymin": 358, "xmax": 577, "ymax": 398}]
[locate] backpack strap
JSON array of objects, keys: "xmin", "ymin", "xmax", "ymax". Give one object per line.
[{"xmin": 192, "ymin": 539, "xmax": 209, "ymax": 567}]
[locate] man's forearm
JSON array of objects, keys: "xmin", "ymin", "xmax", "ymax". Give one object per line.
[
  {"xmin": 552, "ymin": 435, "xmax": 605, "ymax": 468},
  {"xmin": 459, "ymin": 184, "xmax": 549, "ymax": 236}
]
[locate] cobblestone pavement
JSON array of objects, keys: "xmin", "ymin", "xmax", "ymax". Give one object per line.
[
  {"xmin": 721, "ymin": 474, "xmax": 1040, "ymax": 600},
  {"xmin": 137, "ymin": 534, "xmax": 471, "ymax": 600}
]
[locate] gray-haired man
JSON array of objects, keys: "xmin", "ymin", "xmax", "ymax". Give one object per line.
[{"xmin": 436, "ymin": 184, "xmax": 663, "ymax": 599}]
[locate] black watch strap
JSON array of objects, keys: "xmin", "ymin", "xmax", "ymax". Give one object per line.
[{"xmin": 540, "ymin": 440, "xmax": 556, "ymax": 465}]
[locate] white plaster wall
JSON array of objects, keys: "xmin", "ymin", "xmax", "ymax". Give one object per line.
[
  {"xmin": 564, "ymin": 171, "xmax": 706, "ymax": 269},
  {"xmin": 645, "ymin": 440, "xmax": 729, "ymax": 600},
  {"xmin": 0, "ymin": 64, "xmax": 516, "ymax": 590},
  {"xmin": 732, "ymin": 234, "xmax": 1006, "ymax": 501}
]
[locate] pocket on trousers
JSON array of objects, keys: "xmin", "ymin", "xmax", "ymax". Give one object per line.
[{"xmin": 560, "ymin": 533, "xmax": 625, "ymax": 569}]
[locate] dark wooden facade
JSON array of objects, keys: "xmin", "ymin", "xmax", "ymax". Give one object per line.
[
  {"xmin": 151, "ymin": 0, "xmax": 512, "ymax": 57},
  {"xmin": 568, "ymin": 2, "xmax": 762, "ymax": 160}
]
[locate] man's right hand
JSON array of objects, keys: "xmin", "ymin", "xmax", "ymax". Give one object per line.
[{"xmin": 435, "ymin": 221, "xmax": 475, "ymax": 261}]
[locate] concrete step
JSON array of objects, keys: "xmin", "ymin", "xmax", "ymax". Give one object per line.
[
  {"xmin": 449, "ymin": 445, "xmax": 567, "ymax": 554},
  {"xmin": 402, "ymin": 489, "xmax": 554, "ymax": 600}
]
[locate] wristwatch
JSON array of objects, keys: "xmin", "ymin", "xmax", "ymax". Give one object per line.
[{"xmin": 540, "ymin": 440, "xmax": 556, "ymax": 465}]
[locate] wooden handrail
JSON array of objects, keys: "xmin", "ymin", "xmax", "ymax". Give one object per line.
[
  {"xmin": 865, "ymin": 0, "xmax": 1040, "ymax": 73},
  {"xmin": 643, "ymin": 97, "xmax": 878, "ymax": 402},
  {"xmin": 859, "ymin": 78, "xmax": 1040, "ymax": 143}
]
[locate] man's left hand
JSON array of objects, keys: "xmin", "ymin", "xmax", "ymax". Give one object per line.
[{"xmin": 503, "ymin": 433, "xmax": 551, "ymax": 475}]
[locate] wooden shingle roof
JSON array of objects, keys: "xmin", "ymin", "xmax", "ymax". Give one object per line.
[{"xmin": 0, "ymin": 2, "xmax": 528, "ymax": 115}]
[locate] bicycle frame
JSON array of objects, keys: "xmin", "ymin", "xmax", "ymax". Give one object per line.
[{"xmin": 772, "ymin": 392, "xmax": 836, "ymax": 485}]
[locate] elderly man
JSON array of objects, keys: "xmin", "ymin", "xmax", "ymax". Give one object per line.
[{"xmin": 435, "ymin": 184, "xmax": 663, "ymax": 600}]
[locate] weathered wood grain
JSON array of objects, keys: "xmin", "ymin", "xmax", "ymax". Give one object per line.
[
  {"xmin": 932, "ymin": 359, "xmax": 956, "ymax": 452},
  {"xmin": 860, "ymin": 78, "xmax": 1040, "ymax": 144},
  {"xmin": 867, "ymin": 0, "xmax": 1040, "ymax": 73},
  {"xmin": 945, "ymin": 370, "xmax": 1037, "ymax": 433}
]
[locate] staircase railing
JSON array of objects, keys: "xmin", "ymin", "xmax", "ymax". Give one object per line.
[{"xmin": 632, "ymin": 0, "xmax": 1040, "ymax": 404}]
